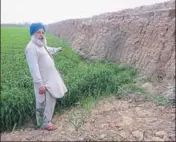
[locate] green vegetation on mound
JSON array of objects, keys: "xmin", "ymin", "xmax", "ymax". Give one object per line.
[{"xmin": 1, "ymin": 27, "xmax": 137, "ymax": 132}]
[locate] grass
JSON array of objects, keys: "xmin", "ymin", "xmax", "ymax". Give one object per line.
[{"xmin": 1, "ymin": 26, "xmax": 138, "ymax": 132}]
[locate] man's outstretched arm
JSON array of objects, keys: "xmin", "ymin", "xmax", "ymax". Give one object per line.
[{"xmin": 46, "ymin": 46, "xmax": 62, "ymax": 55}]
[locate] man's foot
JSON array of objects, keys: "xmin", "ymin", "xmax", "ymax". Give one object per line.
[{"xmin": 42, "ymin": 123, "xmax": 57, "ymax": 131}]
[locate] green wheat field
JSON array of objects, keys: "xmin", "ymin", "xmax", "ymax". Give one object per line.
[{"xmin": 1, "ymin": 26, "xmax": 138, "ymax": 132}]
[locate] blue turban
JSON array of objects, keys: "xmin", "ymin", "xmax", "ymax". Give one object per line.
[{"xmin": 29, "ymin": 22, "xmax": 46, "ymax": 36}]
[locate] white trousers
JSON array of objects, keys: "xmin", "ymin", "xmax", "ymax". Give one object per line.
[{"xmin": 35, "ymin": 90, "xmax": 56, "ymax": 127}]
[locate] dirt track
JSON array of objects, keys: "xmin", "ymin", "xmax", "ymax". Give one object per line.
[{"xmin": 1, "ymin": 96, "xmax": 175, "ymax": 141}]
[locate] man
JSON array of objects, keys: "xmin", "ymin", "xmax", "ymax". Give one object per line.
[{"xmin": 25, "ymin": 22, "xmax": 67, "ymax": 131}]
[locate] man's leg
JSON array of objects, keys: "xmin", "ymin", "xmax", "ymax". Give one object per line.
[
  {"xmin": 34, "ymin": 86, "xmax": 45, "ymax": 128},
  {"xmin": 36, "ymin": 101, "xmax": 45, "ymax": 128},
  {"xmin": 43, "ymin": 91, "xmax": 57, "ymax": 130}
]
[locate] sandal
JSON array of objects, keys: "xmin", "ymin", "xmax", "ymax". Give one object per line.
[{"xmin": 42, "ymin": 124, "xmax": 57, "ymax": 131}]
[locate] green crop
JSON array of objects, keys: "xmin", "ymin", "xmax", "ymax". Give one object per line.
[{"xmin": 1, "ymin": 26, "xmax": 137, "ymax": 132}]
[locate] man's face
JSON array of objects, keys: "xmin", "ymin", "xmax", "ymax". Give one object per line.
[{"xmin": 34, "ymin": 28, "xmax": 45, "ymax": 39}]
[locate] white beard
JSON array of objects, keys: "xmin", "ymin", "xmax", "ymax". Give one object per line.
[{"xmin": 31, "ymin": 35, "xmax": 47, "ymax": 47}]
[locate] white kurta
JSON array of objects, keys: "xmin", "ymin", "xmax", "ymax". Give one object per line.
[{"xmin": 25, "ymin": 40, "xmax": 68, "ymax": 103}]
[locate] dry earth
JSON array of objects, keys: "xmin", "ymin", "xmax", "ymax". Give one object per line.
[
  {"xmin": 47, "ymin": 0, "xmax": 175, "ymax": 86},
  {"xmin": 1, "ymin": 95, "xmax": 175, "ymax": 141}
]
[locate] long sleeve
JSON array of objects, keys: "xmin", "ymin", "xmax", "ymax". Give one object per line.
[
  {"xmin": 25, "ymin": 47, "xmax": 44, "ymax": 88},
  {"xmin": 46, "ymin": 46, "xmax": 62, "ymax": 55}
]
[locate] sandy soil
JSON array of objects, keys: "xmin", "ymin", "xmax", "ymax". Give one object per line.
[{"xmin": 1, "ymin": 96, "xmax": 175, "ymax": 141}]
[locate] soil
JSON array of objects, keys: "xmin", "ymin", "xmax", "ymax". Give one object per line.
[{"xmin": 1, "ymin": 96, "xmax": 175, "ymax": 141}]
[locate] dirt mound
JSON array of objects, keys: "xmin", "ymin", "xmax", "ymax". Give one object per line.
[
  {"xmin": 47, "ymin": 0, "xmax": 175, "ymax": 86},
  {"xmin": 1, "ymin": 96, "xmax": 175, "ymax": 141}
]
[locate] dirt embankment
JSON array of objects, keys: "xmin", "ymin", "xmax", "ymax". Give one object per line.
[{"xmin": 47, "ymin": 0, "xmax": 175, "ymax": 87}]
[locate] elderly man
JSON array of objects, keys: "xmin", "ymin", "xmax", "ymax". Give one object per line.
[{"xmin": 25, "ymin": 22, "xmax": 67, "ymax": 131}]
